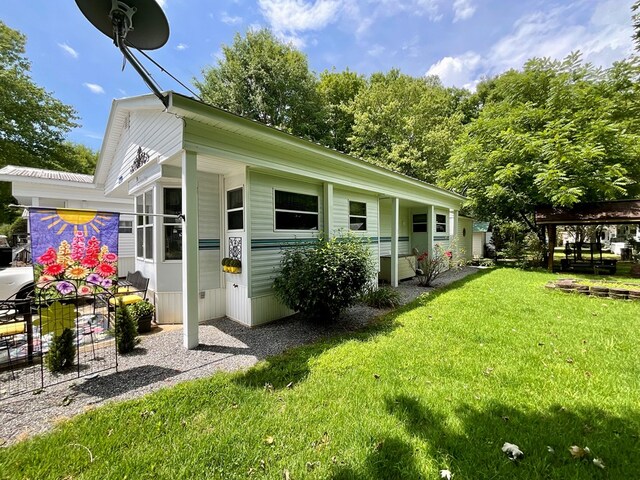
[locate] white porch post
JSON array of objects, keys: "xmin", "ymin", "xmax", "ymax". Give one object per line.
[
  {"xmin": 323, "ymin": 182, "xmax": 334, "ymax": 235},
  {"xmin": 390, "ymin": 197, "xmax": 399, "ymax": 287},
  {"xmin": 182, "ymin": 150, "xmax": 199, "ymax": 349},
  {"xmin": 451, "ymin": 209, "xmax": 459, "ymax": 250},
  {"xmin": 427, "ymin": 205, "xmax": 435, "ymax": 259}
]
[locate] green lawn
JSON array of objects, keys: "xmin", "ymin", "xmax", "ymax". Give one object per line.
[{"xmin": 2, "ymin": 268, "xmax": 639, "ymax": 479}]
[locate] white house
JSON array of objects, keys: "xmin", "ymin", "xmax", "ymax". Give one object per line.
[
  {"xmin": 6, "ymin": 92, "xmax": 472, "ymax": 349},
  {"xmin": 0, "ymin": 165, "xmax": 135, "ymax": 274}
]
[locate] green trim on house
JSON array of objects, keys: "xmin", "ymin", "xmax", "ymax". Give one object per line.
[{"xmin": 198, "ymin": 239, "xmax": 220, "ymax": 250}]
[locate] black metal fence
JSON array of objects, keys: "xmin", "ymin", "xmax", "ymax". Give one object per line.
[{"xmin": 0, "ymin": 282, "xmax": 118, "ymax": 399}]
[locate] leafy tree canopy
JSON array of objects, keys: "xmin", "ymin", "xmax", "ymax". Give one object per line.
[
  {"xmin": 633, "ymin": 1, "xmax": 640, "ymax": 51},
  {"xmin": 195, "ymin": 29, "xmax": 322, "ymax": 139},
  {"xmin": 439, "ymin": 53, "xmax": 640, "ymax": 231},
  {"xmin": 347, "ymin": 70, "xmax": 464, "ymax": 183},
  {"xmin": 316, "ymin": 68, "xmax": 365, "ymax": 152},
  {"xmin": 0, "ymin": 21, "xmax": 79, "ymax": 171}
]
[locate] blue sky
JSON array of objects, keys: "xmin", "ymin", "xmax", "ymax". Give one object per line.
[{"xmin": 2, "ymin": 0, "xmax": 636, "ymax": 152}]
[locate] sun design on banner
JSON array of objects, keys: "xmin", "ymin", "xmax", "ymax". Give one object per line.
[
  {"xmin": 40, "ymin": 210, "xmax": 111, "ymax": 236},
  {"xmin": 29, "ymin": 208, "xmax": 120, "ymax": 300}
]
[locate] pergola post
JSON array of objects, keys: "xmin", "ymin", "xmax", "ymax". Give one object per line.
[
  {"xmin": 547, "ymin": 224, "xmax": 556, "ymax": 272},
  {"xmin": 182, "ymin": 150, "xmax": 199, "ymax": 349},
  {"xmin": 390, "ymin": 197, "xmax": 399, "ymax": 287}
]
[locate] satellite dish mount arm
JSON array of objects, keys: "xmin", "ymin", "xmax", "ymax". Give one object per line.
[{"xmin": 110, "ymin": 0, "xmax": 168, "ymax": 107}]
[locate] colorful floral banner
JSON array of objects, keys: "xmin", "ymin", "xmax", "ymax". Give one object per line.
[{"xmin": 29, "ymin": 208, "xmax": 120, "ymax": 299}]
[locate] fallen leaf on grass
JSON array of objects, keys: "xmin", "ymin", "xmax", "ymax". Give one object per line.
[
  {"xmin": 547, "ymin": 446, "xmax": 555, "ymax": 453},
  {"xmin": 483, "ymin": 368, "xmax": 494, "ymax": 376},
  {"xmin": 501, "ymin": 416, "xmax": 509, "ymax": 423},
  {"xmin": 264, "ymin": 383, "xmax": 274, "ymax": 392},
  {"xmin": 140, "ymin": 410, "xmax": 155, "ymax": 419},
  {"xmin": 439, "ymin": 469, "xmax": 452, "ymax": 479},
  {"xmin": 373, "ymin": 373, "xmax": 380, "ymax": 380},
  {"xmin": 566, "ymin": 358, "xmax": 574, "ymax": 364},
  {"xmin": 502, "ymin": 442, "xmax": 524, "ymax": 461},
  {"xmin": 569, "ymin": 445, "xmax": 590, "ymax": 459},
  {"xmin": 286, "ymin": 382, "xmax": 294, "ymax": 389},
  {"xmin": 264, "ymin": 436, "xmax": 275, "ymax": 446},
  {"xmin": 593, "ymin": 458, "xmax": 605, "ymax": 469},
  {"xmin": 282, "ymin": 468, "xmax": 291, "ymax": 479}
]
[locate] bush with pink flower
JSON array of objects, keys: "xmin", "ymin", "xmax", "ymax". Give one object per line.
[
  {"xmin": 412, "ymin": 241, "xmax": 465, "ymax": 287},
  {"xmin": 34, "ymin": 230, "xmax": 118, "ymax": 299}
]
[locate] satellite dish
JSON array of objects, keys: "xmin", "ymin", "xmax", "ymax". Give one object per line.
[
  {"xmin": 76, "ymin": 0, "xmax": 169, "ymax": 50},
  {"xmin": 76, "ymin": 0, "xmax": 170, "ymax": 106}
]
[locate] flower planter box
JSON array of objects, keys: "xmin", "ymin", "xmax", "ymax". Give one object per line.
[{"xmin": 137, "ymin": 314, "xmax": 153, "ymax": 333}]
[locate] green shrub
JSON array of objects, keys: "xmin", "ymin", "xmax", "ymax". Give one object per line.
[
  {"xmin": 273, "ymin": 233, "xmax": 375, "ymax": 321},
  {"xmin": 115, "ymin": 298, "xmax": 139, "ymax": 353},
  {"xmin": 45, "ymin": 328, "xmax": 75, "ymax": 372},
  {"xmin": 360, "ymin": 285, "xmax": 402, "ymax": 309}
]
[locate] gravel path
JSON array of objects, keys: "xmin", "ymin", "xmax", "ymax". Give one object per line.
[{"xmin": 0, "ymin": 267, "xmax": 480, "ymax": 446}]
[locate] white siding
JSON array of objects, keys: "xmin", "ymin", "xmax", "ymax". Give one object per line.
[
  {"xmin": 105, "ymin": 111, "xmax": 182, "ymax": 194},
  {"xmin": 458, "ymin": 217, "xmax": 474, "ymax": 261},
  {"xmin": 154, "ymin": 289, "xmax": 225, "ymax": 324},
  {"xmin": 379, "ymin": 200, "xmax": 411, "ymax": 256},
  {"xmin": 198, "ymin": 173, "xmax": 221, "ymax": 290},
  {"xmin": 251, "ymin": 294, "xmax": 295, "ymax": 326},
  {"xmin": 226, "ymin": 282, "xmax": 250, "ymax": 325},
  {"xmin": 249, "ymin": 171, "xmax": 323, "ymax": 296}
]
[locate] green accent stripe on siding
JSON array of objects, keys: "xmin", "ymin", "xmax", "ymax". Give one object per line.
[
  {"xmin": 379, "ymin": 236, "xmax": 410, "ymax": 242},
  {"xmin": 434, "ymin": 235, "xmax": 450, "ymax": 241},
  {"xmin": 199, "ymin": 239, "xmax": 220, "ymax": 250}
]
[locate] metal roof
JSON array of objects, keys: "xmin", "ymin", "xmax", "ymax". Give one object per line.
[
  {"xmin": 535, "ymin": 200, "xmax": 640, "ymax": 225},
  {"xmin": 473, "ymin": 221, "xmax": 490, "ymax": 233},
  {"xmin": 0, "ymin": 165, "xmax": 94, "ymax": 184}
]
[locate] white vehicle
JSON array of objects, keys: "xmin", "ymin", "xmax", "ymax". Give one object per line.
[{"xmin": 0, "ymin": 266, "xmax": 34, "ymax": 300}]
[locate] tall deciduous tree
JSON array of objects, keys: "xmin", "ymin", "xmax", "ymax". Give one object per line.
[
  {"xmin": 0, "ymin": 21, "xmax": 79, "ymax": 171},
  {"xmin": 347, "ymin": 70, "xmax": 464, "ymax": 183},
  {"xmin": 316, "ymin": 68, "xmax": 365, "ymax": 152},
  {"xmin": 440, "ymin": 54, "xmax": 640, "ymax": 233},
  {"xmin": 633, "ymin": 1, "xmax": 640, "ymax": 51},
  {"xmin": 195, "ymin": 29, "xmax": 322, "ymax": 139}
]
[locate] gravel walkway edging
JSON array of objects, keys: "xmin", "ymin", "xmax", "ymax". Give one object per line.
[{"xmin": 0, "ymin": 267, "xmax": 481, "ymax": 446}]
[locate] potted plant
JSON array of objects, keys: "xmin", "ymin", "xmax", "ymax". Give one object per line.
[
  {"xmin": 229, "ymin": 258, "xmax": 241, "ymax": 273},
  {"xmin": 129, "ymin": 300, "xmax": 155, "ymax": 333},
  {"xmin": 221, "ymin": 257, "xmax": 232, "ymax": 272}
]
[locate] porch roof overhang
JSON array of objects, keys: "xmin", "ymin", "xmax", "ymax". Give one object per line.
[{"xmin": 535, "ymin": 199, "xmax": 640, "ymax": 226}]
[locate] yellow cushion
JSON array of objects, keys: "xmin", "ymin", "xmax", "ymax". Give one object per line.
[
  {"xmin": 117, "ymin": 286, "xmax": 135, "ymax": 294},
  {"xmin": 0, "ymin": 322, "xmax": 25, "ymax": 336},
  {"xmin": 109, "ymin": 294, "xmax": 143, "ymax": 306}
]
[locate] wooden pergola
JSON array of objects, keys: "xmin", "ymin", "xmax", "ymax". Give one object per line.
[{"xmin": 535, "ymin": 199, "xmax": 640, "ymax": 271}]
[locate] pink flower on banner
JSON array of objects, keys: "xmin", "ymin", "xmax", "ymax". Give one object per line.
[
  {"xmin": 95, "ymin": 262, "xmax": 116, "ymax": 277},
  {"xmin": 44, "ymin": 263, "xmax": 65, "ymax": 276},
  {"xmin": 78, "ymin": 285, "xmax": 94, "ymax": 296},
  {"xmin": 37, "ymin": 247, "xmax": 57, "ymax": 265},
  {"xmin": 103, "ymin": 252, "xmax": 118, "ymax": 263},
  {"xmin": 37, "ymin": 275, "xmax": 55, "ymax": 289},
  {"xmin": 86, "ymin": 236, "xmax": 100, "ymax": 256},
  {"xmin": 71, "ymin": 230, "xmax": 86, "ymax": 261}
]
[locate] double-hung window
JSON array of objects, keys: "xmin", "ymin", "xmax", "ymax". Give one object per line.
[
  {"xmin": 136, "ymin": 190, "xmax": 153, "ymax": 260},
  {"xmin": 274, "ymin": 190, "xmax": 319, "ymax": 230},
  {"xmin": 164, "ymin": 188, "xmax": 182, "ymax": 260},
  {"xmin": 349, "ymin": 201, "xmax": 367, "ymax": 231},
  {"xmin": 436, "ymin": 213, "xmax": 448, "ymax": 233},
  {"xmin": 227, "ymin": 188, "xmax": 244, "ymax": 230}
]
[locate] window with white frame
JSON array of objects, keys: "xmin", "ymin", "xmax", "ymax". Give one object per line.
[
  {"xmin": 136, "ymin": 190, "xmax": 154, "ymax": 260},
  {"xmin": 164, "ymin": 188, "xmax": 182, "ymax": 260},
  {"xmin": 349, "ymin": 201, "xmax": 367, "ymax": 231},
  {"xmin": 227, "ymin": 187, "xmax": 244, "ymax": 230},
  {"xmin": 274, "ymin": 190, "xmax": 319, "ymax": 230},
  {"xmin": 412, "ymin": 213, "xmax": 427, "ymax": 233},
  {"xmin": 436, "ymin": 213, "xmax": 447, "ymax": 233}
]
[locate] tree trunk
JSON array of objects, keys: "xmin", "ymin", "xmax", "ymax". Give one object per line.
[{"xmin": 547, "ymin": 225, "xmax": 556, "ymax": 272}]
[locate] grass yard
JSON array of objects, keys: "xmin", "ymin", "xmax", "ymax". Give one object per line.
[{"xmin": 1, "ymin": 268, "xmax": 639, "ymax": 479}]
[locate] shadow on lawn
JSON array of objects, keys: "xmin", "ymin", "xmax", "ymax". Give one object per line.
[
  {"xmin": 332, "ymin": 394, "xmax": 640, "ymax": 479},
  {"xmin": 233, "ymin": 270, "xmax": 492, "ymax": 391},
  {"xmin": 71, "ymin": 365, "xmax": 181, "ymax": 399}
]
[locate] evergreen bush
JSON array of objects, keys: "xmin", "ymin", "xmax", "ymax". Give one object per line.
[
  {"xmin": 360, "ymin": 285, "xmax": 402, "ymax": 309},
  {"xmin": 115, "ymin": 298, "xmax": 139, "ymax": 353},
  {"xmin": 273, "ymin": 233, "xmax": 374, "ymax": 322},
  {"xmin": 44, "ymin": 327, "xmax": 75, "ymax": 372}
]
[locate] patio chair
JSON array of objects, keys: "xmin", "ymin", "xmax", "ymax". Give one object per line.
[
  {"xmin": 110, "ymin": 271, "xmax": 149, "ymax": 307},
  {"xmin": 0, "ymin": 294, "xmax": 32, "ymax": 377}
]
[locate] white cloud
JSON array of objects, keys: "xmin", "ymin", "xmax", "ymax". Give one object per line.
[
  {"xmin": 426, "ymin": 52, "xmax": 482, "ymax": 89},
  {"xmin": 221, "ymin": 12, "xmax": 243, "ymax": 25},
  {"xmin": 83, "ymin": 83, "xmax": 105, "ymax": 95},
  {"xmin": 452, "ymin": 0, "xmax": 476, "ymax": 22},
  {"xmin": 176, "ymin": 43, "xmax": 188, "ymax": 51},
  {"xmin": 58, "ymin": 43, "xmax": 78, "ymax": 59},
  {"xmin": 426, "ymin": 0, "xmax": 635, "ymax": 88},
  {"xmin": 258, "ymin": 0, "xmax": 342, "ymax": 34},
  {"xmin": 367, "ymin": 44, "xmax": 386, "ymax": 57}
]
